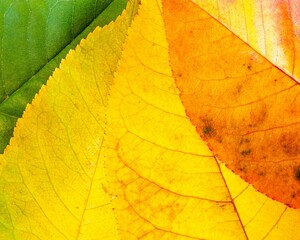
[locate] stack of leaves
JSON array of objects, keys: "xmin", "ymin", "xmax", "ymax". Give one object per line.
[{"xmin": 0, "ymin": 0, "xmax": 299, "ymax": 239}]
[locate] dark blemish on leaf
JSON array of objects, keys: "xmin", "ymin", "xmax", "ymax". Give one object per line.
[
  {"xmin": 200, "ymin": 118, "xmax": 216, "ymax": 138},
  {"xmin": 203, "ymin": 125, "xmax": 213, "ymax": 135},
  {"xmin": 280, "ymin": 132, "xmax": 300, "ymax": 157},
  {"xmin": 202, "ymin": 125, "xmax": 216, "ymax": 138},
  {"xmin": 241, "ymin": 149, "xmax": 251, "ymax": 156},
  {"xmin": 247, "ymin": 64, "xmax": 252, "ymax": 70},
  {"xmin": 236, "ymin": 161, "xmax": 248, "ymax": 173},
  {"xmin": 219, "ymin": 203, "xmax": 226, "ymax": 209},
  {"xmin": 292, "ymin": 193, "xmax": 296, "ymax": 198},
  {"xmin": 240, "ymin": 138, "xmax": 250, "ymax": 145},
  {"xmin": 295, "ymin": 166, "xmax": 300, "ymax": 181},
  {"xmin": 238, "ymin": 166, "xmax": 247, "ymax": 173},
  {"xmin": 235, "ymin": 85, "xmax": 242, "ymax": 94},
  {"xmin": 258, "ymin": 171, "xmax": 266, "ymax": 176}
]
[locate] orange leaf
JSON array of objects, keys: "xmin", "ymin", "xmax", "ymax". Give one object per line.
[
  {"xmin": 191, "ymin": 0, "xmax": 300, "ymax": 83},
  {"xmin": 163, "ymin": 0, "xmax": 300, "ymax": 208}
]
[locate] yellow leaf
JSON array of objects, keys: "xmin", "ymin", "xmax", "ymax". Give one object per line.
[
  {"xmin": 1, "ymin": 0, "xmax": 300, "ymax": 239},
  {"xmin": 0, "ymin": 1, "xmax": 138, "ymax": 239},
  {"xmin": 103, "ymin": 0, "xmax": 300, "ymax": 239}
]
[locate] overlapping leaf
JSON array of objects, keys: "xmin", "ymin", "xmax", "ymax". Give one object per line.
[
  {"xmin": 0, "ymin": 0, "xmax": 127, "ymax": 152},
  {"xmin": 103, "ymin": 0, "xmax": 300, "ymax": 239},
  {"xmin": 163, "ymin": 0, "xmax": 300, "ymax": 209},
  {"xmin": 0, "ymin": 0, "xmax": 299, "ymax": 239},
  {"xmin": 0, "ymin": 1, "xmax": 138, "ymax": 238},
  {"xmin": 191, "ymin": 0, "xmax": 300, "ymax": 83}
]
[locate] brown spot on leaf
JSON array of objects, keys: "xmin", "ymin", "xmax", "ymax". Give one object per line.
[
  {"xmin": 164, "ymin": 0, "xmax": 300, "ymax": 208},
  {"xmin": 203, "ymin": 125, "xmax": 213, "ymax": 135},
  {"xmin": 295, "ymin": 166, "xmax": 300, "ymax": 181},
  {"xmin": 235, "ymin": 85, "xmax": 242, "ymax": 94},
  {"xmin": 240, "ymin": 138, "xmax": 251, "ymax": 145},
  {"xmin": 241, "ymin": 149, "xmax": 251, "ymax": 156},
  {"xmin": 258, "ymin": 171, "xmax": 266, "ymax": 176},
  {"xmin": 201, "ymin": 118, "xmax": 216, "ymax": 138},
  {"xmin": 236, "ymin": 161, "xmax": 248, "ymax": 173},
  {"xmin": 280, "ymin": 132, "xmax": 300, "ymax": 157}
]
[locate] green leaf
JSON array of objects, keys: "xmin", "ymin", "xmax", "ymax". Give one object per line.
[
  {"xmin": 0, "ymin": 1, "xmax": 139, "ymax": 238},
  {"xmin": 0, "ymin": 0, "xmax": 127, "ymax": 153}
]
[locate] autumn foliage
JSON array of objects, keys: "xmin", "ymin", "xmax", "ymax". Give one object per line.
[{"xmin": 0, "ymin": 0, "xmax": 299, "ymax": 239}]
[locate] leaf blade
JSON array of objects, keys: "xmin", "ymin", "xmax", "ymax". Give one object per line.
[
  {"xmin": 0, "ymin": 0, "xmax": 127, "ymax": 153},
  {"xmin": 0, "ymin": 1, "xmax": 139, "ymax": 238},
  {"xmin": 103, "ymin": 0, "xmax": 247, "ymax": 238},
  {"xmin": 163, "ymin": 0, "xmax": 300, "ymax": 209},
  {"xmin": 191, "ymin": 0, "xmax": 300, "ymax": 83}
]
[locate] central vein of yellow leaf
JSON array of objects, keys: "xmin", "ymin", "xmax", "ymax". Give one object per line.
[{"xmin": 102, "ymin": 0, "xmax": 247, "ymax": 239}]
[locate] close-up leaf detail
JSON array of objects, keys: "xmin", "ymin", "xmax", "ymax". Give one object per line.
[
  {"xmin": 0, "ymin": 1, "xmax": 138, "ymax": 239},
  {"xmin": 163, "ymin": 0, "xmax": 300, "ymax": 208},
  {"xmin": 0, "ymin": 0, "xmax": 127, "ymax": 153},
  {"xmin": 0, "ymin": 0, "xmax": 299, "ymax": 239},
  {"xmin": 191, "ymin": 0, "xmax": 300, "ymax": 83}
]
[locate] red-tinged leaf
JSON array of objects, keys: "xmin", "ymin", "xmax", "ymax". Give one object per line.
[{"xmin": 163, "ymin": 0, "xmax": 300, "ymax": 208}]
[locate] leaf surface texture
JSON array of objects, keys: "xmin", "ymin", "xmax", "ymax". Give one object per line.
[
  {"xmin": 191, "ymin": 0, "xmax": 300, "ymax": 83},
  {"xmin": 0, "ymin": 0, "xmax": 300, "ymax": 239},
  {"xmin": 0, "ymin": 0, "xmax": 127, "ymax": 153},
  {"xmin": 0, "ymin": 1, "xmax": 138, "ymax": 239},
  {"xmin": 163, "ymin": 0, "xmax": 300, "ymax": 209}
]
